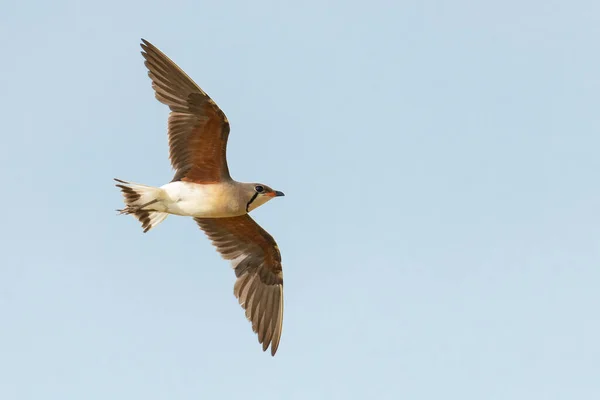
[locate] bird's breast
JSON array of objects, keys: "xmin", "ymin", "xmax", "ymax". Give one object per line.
[{"xmin": 160, "ymin": 181, "xmax": 245, "ymax": 217}]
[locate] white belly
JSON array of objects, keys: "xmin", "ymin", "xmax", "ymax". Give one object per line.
[{"xmin": 158, "ymin": 181, "xmax": 244, "ymax": 218}]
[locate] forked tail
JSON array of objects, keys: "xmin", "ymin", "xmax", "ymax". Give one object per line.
[{"xmin": 114, "ymin": 178, "xmax": 168, "ymax": 233}]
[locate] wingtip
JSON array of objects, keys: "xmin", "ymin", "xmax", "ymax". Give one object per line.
[
  {"xmin": 140, "ymin": 38, "xmax": 151, "ymax": 52},
  {"xmin": 270, "ymin": 339, "xmax": 280, "ymax": 356}
]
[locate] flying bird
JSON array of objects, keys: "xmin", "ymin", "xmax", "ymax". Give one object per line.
[{"xmin": 115, "ymin": 39, "xmax": 286, "ymax": 355}]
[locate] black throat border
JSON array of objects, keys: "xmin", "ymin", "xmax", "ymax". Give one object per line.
[{"xmin": 246, "ymin": 192, "xmax": 259, "ymax": 212}]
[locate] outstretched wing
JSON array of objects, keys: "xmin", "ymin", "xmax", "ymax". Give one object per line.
[
  {"xmin": 141, "ymin": 39, "xmax": 231, "ymax": 183},
  {"xmin": 194, "ymin": 215, "xmax": 284, "ymax": 355}
]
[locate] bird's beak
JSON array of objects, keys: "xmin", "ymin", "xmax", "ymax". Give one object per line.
[{"xmin": 266, "ymin": 190, "xmax": 285, "ymax": 197}]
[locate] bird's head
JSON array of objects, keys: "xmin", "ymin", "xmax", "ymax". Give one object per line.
[{"xmin": 242, "ymin": 183, "xmax": 285, "ymax": 212}]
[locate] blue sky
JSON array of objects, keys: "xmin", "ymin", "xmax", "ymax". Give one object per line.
[{"xmin": 1, "ymin": 0, "xmax": 599, "ymax": 398}]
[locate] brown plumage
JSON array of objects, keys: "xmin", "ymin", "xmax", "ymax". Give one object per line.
[
  {"xmin": 115, "ymin": 39, "xmax": 287, "ymax": 356},
  {"xmin": 195, "ymin": 215, "xmax": 284, "ymax": 355},
  {"xmin": 141, "ymin": 39, "xmax": 231, "ymax": 183}
]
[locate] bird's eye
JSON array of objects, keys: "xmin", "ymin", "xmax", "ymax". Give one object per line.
[{"xmin": 255, "ymin": 185, "xmax": 264, "ymax": 193}]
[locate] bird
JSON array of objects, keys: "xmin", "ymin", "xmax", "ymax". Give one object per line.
[{"xmin": 114, "ymin": 39, "xmax": 286, "ymax": 356}]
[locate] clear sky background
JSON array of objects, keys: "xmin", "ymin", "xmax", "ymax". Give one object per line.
[{"xmin": 1, "ymin": 1, "xmax": 599, "ymax": 399}]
